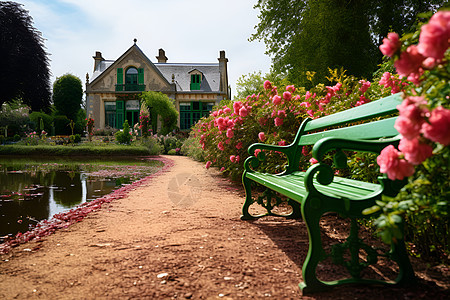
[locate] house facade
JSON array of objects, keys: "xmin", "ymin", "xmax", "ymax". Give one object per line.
[{"xmin": 85, "ymin": 40, "xmax": 230, "ymax": 131}]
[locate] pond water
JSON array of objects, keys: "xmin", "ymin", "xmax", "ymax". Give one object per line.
[{"xmin": 0, "ymin": 157, "xmax": 164, "ymax": 239}]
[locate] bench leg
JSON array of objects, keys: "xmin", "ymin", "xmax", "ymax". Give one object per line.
[
  {"xmin": 299, "ymin": 202, "xmax": 329, "ymax": 294},
  {"xmin": 241, "ymin": 176, "xmax": 257, "ymax": 220}
]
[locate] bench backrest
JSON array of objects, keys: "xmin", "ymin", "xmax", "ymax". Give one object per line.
[{"xmin": 294, "ymin": 93, "xmax": 403, "ymax": 147}]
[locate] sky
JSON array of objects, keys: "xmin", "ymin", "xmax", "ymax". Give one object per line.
[{"xmin": 18, "ymin": 0, "xmax": 272, "ymax": 98}]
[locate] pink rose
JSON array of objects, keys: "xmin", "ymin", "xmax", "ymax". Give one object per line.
[
  {"xmin": 233, "ymin": 101, "xmax": 242, "ymax": 115},
  {"xmin": 394, "ymin": 45, "xmax": 425, "ymax": 78},
  {"xmin": 254, "ymin": 149, "xmax": 261, "ymax": 157},
  {"xmin": 359, "ymin": 80, "xmax": 371, "ymax": 93},
  {"xmin": 236, "ymin": 142, "xmax": 243, "ymax": 150},
  {"xmin": 422, "ymin": 106, "xmax": 450, "ymax": 146},
  {"xmin": 272, "ymin": 95, "xmax": 282, "ymax": 105},
  {"xmin": 217, "ymin": 142, "xmax": 225, "ymax": 151},
  {"xmin": 229, "ymin": 155, "xmax": 236, "ymax": 163},
  {"xmin": 377, "ymin": 145, "xmax": 415, "ymax": 180},
  {"xmin": 417, "ymin": 11, "xmax": 450, "ymax": 60},
  {"xmin": 300, "ymin": 101, "xmax": 311, "ymax": 108},
  {"xmin": 278, "ymin": 140, "xmax": 286, "ymax": 146},
  {"xmin": 305, "ymin": 91, "xmax": 312, "ymax": 100},
  {"xmin": 286, "ymin": 85, "xmax": 295, "ymax": 93},
  {"xmin": 394, "ymin": 116, "xmax": 422, "ymax": 140},
  {"xmin": 226, "ymin": 128, "xmax": 234, "ymax": 138},
  {"xmin": 258, "ymin": 132, "xmax": 266, "ymax": 142},
  {"xmin": 399, "ymin": 138, "xmax": 433, "ymax": 165},
  {"xmin": 205, "ymin": 161, "xmax": 212, "ymax": 169},
  {"xmin": 283, "ymin": 91, "xmax": 292, "ymax": 101},
  {"xmin": 278, "ymin": 110, "xmax": 286, "ymax": 118},
  {"xmin": 274, "ymin": 117, "xmax": 284, "ymax": 126},
  {"xmin": 264, "ymin": 80, "xmax": 272, "ymax": 90},
  {"xmin": 239, "ymin": 107, "xmax": 249, "ymax": 117},
  {"xmin": 379, "ymin": 32, "xmax": 401, "ymax": 57},
  {"xmin": 309, "ymin": 158, "xmax": 319, "ymax": 164}
]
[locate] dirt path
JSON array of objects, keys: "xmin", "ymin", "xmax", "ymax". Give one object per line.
[{"xmin": 0, "ymin": 156, "xmax": 448, "ymax": 299}]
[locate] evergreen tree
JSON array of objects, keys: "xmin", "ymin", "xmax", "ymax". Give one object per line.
[
  {"xmin": 0, "ymin": 1, "xmax": 51, "ymax": 111},
  {"xmin": 52, "ymin": 74, "xmax": 83, "ymax": 121}
]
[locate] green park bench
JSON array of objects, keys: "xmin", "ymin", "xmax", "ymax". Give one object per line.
[{"xmin": 241, "ymin": 93, "xmax": 415, "ymax": 293}]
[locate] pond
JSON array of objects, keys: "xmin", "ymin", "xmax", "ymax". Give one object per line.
[{"xmin": 0, "ymin": 157, "xmax": 164, "ymax": 240}]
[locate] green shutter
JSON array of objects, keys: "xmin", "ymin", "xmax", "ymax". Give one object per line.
[
  {"xmin": 117, "ymin": 68, "xmax": 123, "ymax": 84},
  {"xmin": 138, "ymin": 68, "xmax": 144, "ymax": 84},
  {"xmin": 116, "ymin": 100, "xmax": 124, "ymax": 129}
]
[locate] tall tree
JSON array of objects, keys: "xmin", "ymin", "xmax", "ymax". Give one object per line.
[
  {"xmin": 52, "ymin": 74, "xmax": 83, "ymax": 121},
  {"xmin": 0, "ymin": 1, "xmax": 51, "ymax": 111},
  {"xmin": 251, "ymin": 0, "xmax": 447, "ymax": 86}
]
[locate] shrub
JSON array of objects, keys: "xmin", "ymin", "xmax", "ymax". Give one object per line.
[
  {"xmin": 156, "ymin": 133, "xmax": 184, "ymax": 154},
  {"xmin": 29, "ymin": 111, "xmax": 53, "ymax": 133},
  {"xmin": 53, "ymin": 115, "xmax": 71, "ymax": 135},
  {"xmin": 367, "ymin": 10, "xmax": 450, "ymax": 262},
  {"xmin": 140, "ymin": 136, "xmax": 162, "ymax": 155},
  {"xmin": 140, "ymin": 91, "xmax": 178, "ymax": 134},
  {"xmin": 115, "ymin": 120, "xmax": 132, "ymax": 145},
  {"xmin": 191, "ymin": 67, "xmax": 401, "ymax": 181}
]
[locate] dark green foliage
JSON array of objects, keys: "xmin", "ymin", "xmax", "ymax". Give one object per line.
[
  {"xmin": 52, "ymin": 74, "xmax": 83, "ymax": 121},
  {"xmin": 140, "ymin": 91, "xmax": 178, "ymax": 134},
  {"xmin": 69, "ymin": 134, "xmax": 81, "ymax": 144},
  {"xmin": 0, "ymin": 144, "xmax": 151, "ymax": 156},
  {"xmin": 251, "ymin": 0, "xmax": 446, "ymax": 87},
  {"xmin": 53, "ymin": 115, "xmax": 71, "ymax": 135},
  {"xmin": 29, "ymin": 111, "xmax": 53, "ymax": 133},
  {"xmin": 0, "ymin": 1, "xmax": 51, "ymax": 111},
  {"xmin": 115, "ymin": 120, "xmax": 132, "ymax": 144}
]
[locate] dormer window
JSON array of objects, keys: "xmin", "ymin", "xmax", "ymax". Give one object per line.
[
  {"xmin": 189, "ymin": 70, "xmax": 202, "ymax": 90},
  {"xmin": 126, "ymin": 67, "xmax": 138, "ymax": 85}
]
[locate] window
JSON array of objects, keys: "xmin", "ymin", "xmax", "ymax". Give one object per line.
[
  {"xmin": 180, "ymin": 101, "xmax": 215, "ymax": 130},
  {"xmin": 190, "ymin": 74, "xmax": 201, "ymax": 90},
  {"xmin": 105, "ymin": 102, "xmax": 116, "ymax": 128},
  {"xmin": 125, "ymin": 67, "xmax": 138, "ymax": 85}
]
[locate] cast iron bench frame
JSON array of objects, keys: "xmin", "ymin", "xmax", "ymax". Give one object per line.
[{"xmin": 241, "ymin": 93, "xmax": 415, "ymax": 293}]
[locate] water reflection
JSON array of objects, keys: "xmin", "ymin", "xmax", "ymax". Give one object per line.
[{"xmin": 0, "ymin": 169, "xmax": 122, "ymax": 237}]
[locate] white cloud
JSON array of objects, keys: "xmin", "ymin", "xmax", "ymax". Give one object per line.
[{"xmin": 19, "ymin": 0, "xmax": 272, "ymax": 97}]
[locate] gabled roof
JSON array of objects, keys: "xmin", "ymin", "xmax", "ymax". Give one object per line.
[{"xmin": 89, "ymin": 43, "xmax": 171, "ymax": 88}]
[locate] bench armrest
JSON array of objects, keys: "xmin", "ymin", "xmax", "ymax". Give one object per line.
[{"xmin": 244, "ymin": 143, "xmax": 297, "ymax": 172}]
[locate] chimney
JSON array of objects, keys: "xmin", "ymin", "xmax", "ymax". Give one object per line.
[
  {"xmin": 156, "ymin": 48, "xmax": 168, "ymax": 63},
  {"xmin": 218, "ymin": 50, "xmax": 230, "ymax": 99},
  {"xmin": 93, "ymin": 51, "xmax": 104, "ymax": 72}
]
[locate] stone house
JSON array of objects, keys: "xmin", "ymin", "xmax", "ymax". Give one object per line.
[{"xmin": 85, "ymin": 40, "xmax": 230, "ymax": 131}]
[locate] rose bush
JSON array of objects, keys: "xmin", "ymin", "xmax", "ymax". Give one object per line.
[{"xmin": 371, "ymin": 10, "xmax": 449, "ymax": 261}]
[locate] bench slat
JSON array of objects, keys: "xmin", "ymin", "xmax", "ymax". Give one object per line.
[
  {"xmin": 299, "ymin": 117, "xmax": 399, "ymax": 146},
  {"xmin": 246, "ymin": 171, "xmax": 382, "ymax": 203},
  {"xmin": 303, "ymin": 93, "xmax": 402, "ymax": 132}
]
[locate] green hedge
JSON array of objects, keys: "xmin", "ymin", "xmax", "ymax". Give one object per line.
[{"xmin": 0, "ymin": 144, "xmax": 152, "ymax": 156}]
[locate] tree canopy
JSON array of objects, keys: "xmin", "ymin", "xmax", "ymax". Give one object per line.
[
  {"xmin": 52, "ymin": 74, "xmax": 83, "ymax": 121},
  {"xmin": 251, "ymin": 0, "xmax": 447, "ymax": 86},
  {"xmin": 140, "ymin": 91, "xmax": 178, "ymax": 135},
  {"xmin": 0, "ymin": 1, "xmax": 51, "ymax": 111}
]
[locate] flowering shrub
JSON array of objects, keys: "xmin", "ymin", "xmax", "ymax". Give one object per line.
[
  {"xmin": 139, "ymin": 102, "xmax": 151, "ymax": 138},
  {"xmin": 187, "ymin": 68, "xmax": 402, "ymax": 181},
  {"xmin": 86, "ymin": 116, "xmax": 94, "ymax": 142},
  {"xmin": 372, "ymin": 10, "xmax": 449, "ymax": 261},
  {"xmin": 25, "ymin": 131, "xmax": 39, "ymax": 145}
]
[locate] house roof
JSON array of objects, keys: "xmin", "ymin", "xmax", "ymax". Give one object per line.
[
  {"xmin": 88, "ymin": 43, "xmax": 223, "ymax": 93},
  {"xmin": 155, "ymin": 63, "xmax": 221, "ymax": 92},
  {"xmin": 89, "ymin": 43, "xmax": 172, "ymax": 89}
]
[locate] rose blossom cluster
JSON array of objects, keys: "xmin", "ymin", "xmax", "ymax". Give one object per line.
[
  {"xmin": 377, "ymin": 11, "xmax": 450, "ymax": 181},
  {"xmin": 379, "ymin": 11, "xmax": 450, "ymax": 84}
]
